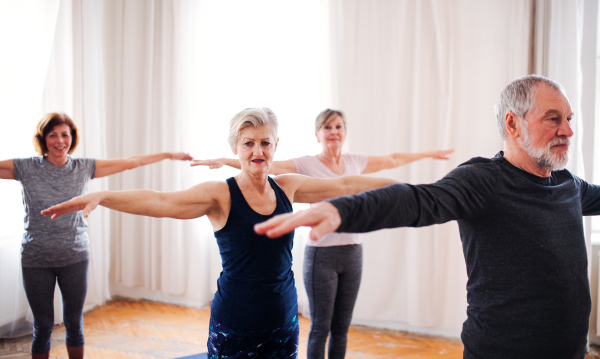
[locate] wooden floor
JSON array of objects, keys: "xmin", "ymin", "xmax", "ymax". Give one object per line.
[{"xmin": 0, "ymin": 299, "xmax": 597, "ymax": 359}]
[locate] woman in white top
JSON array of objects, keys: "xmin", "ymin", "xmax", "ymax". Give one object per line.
[{"xmin": 192, "ymin": 109, "xmax": 452, "ymax": 359}]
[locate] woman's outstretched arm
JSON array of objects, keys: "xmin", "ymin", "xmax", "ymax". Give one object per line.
[
  {"xmin": 363, "ymin": 149, "xmax": 454, "ymax": 174},
  {"xmin": 41, "ymin": 181, "xmax": 226, "ymax": 220},
  {"xmin": 191, "ymin": 158, "xmax": 297, "ymax": 175},
  {"xmin": 275, "ymin": 174, "xmax": 399, "ymax": 204},
  {"xmin": 0, "ymin": 160, "xmax": 14, "ymax": 180},
  {"xmin": 94, "ymin": 152, "xmax": 193, "ymax": 178}
]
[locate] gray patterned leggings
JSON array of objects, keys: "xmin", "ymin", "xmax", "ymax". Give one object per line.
[
  {"xmin": 303, "ymin": 244, "xmax": 362, "ymax": 359},
  {"xmin": 22, "ymin": 260, "xmax": 88, "ymax": 354}
]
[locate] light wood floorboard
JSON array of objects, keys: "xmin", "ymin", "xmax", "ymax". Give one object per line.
[{"xmin": 1, "ymin": 299, "xmax": 597, "ymax": 358}]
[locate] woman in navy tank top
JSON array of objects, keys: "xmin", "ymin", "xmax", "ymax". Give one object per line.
[{"xmin": 42, "ymin": 107, "xmax": 398, "ymax": 359}]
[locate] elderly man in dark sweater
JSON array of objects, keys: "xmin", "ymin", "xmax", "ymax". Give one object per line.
[{"xmin": 256, "ymin": 75, "xmax": 600, "ymax": 359}]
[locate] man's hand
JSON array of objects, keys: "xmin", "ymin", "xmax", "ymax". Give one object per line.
[{"xmin": 254, "ymin": 202, "xmax": 342, "ymax": 241}]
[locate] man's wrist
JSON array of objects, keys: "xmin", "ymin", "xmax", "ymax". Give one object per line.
[{"xmin": 324, "ymin": 198, "xmax": 345, "ymax": 232}]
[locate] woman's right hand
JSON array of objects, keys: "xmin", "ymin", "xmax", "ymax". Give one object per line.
[
  {"xmin": 190, "ymin": 158, "xmax": 226, "ymax": 169},
  {"xmin": 41, "ymin": 192, "xmax": 104, "ymax": 219}
]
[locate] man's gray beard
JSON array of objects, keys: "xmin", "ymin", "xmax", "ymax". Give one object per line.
[{"xmin": 519, "ymin": 121, "xmax": 570, "ymax": 171}]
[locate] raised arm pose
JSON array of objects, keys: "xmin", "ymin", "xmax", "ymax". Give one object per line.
[
  {"xmin": 256, "ymin": 76, "xmax": 600, "ymax": 359},
  {"xmin": 42, "ymin": 108, "xmax": 397, "ymax": 359},
  {"xmin": 192, "ymin": 109, "xmax": 453, "ymax": 359},
  {"xmin": 0, "ymin": 112, "xmax": 192, "ymax": 359}
]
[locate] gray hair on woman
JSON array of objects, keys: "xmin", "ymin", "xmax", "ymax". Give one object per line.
[
  {"xmin": 494, "ymin": 75, "xmax": 566, "ymax": 139},
  {"xmin": 228, "ymin": 107, "xmax": 279, "ymax": 151},
  {"xmin": 315, "ymin": 109, "xmax": 346, "ymax": 132}
]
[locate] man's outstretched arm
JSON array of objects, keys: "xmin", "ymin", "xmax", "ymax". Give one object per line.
[{"xmin": 256, "ymin": 161, "xmax": 499, "ymax": 239}]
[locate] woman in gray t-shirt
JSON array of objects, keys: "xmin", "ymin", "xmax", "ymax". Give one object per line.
[
  {"xmin": 0, "ymin": 112, "xmax": 192, "ymax": 359},
  {"xmin": 192, "ymin": 109, "xmax": 453, "ymax": 359}
]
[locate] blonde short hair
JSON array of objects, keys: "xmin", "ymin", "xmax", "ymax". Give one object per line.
[
  {"xmin": 228, "ymin": 107, "xmax": 279, "ymax": 151},
  {"xmin": 315, "ymin": 109, "xmax": 346, "ymax": 132}
]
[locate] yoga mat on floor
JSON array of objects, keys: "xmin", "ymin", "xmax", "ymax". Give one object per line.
[{"xmin": 175, "ymin": 353, "xmax": 208, "ymax": 359}]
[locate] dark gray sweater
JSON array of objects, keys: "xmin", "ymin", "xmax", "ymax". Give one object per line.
[{"xmin": 328, "ymin": 152, "xmax": 600, "ymax": 359}]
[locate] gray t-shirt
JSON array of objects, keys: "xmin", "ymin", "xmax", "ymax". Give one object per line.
[{"xmin": 13, "ymin": 156, "xmax": 96, "ymax": 268}]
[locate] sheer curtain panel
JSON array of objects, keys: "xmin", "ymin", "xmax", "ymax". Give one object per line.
[
  {"xmin": 103, "ymin": 0, "xmax": 209, "ymax": 306},
  {"xmin": 71, "ymin": 0, "xmax": 113, "ymax": 312}
]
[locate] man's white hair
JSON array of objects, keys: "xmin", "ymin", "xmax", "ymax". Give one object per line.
[
  {"xmin": 228, "ymin": 107, "xmax": 279, "ymax": 151},
  {"xmin": 494, "ymin": 75, "xmax": 566, "ymax": 139}
]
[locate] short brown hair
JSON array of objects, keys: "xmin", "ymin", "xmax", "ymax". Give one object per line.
[
  {"xmin": 33, "ymin": 113, "xmax": 79, "ymax": 156},
  {"xmin": 315, "ymin": 109, "xmax": 346, "ymax": 132}
]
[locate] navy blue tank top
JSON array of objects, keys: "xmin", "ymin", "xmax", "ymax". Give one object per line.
[{"xmin": 211, "ymin": 177, "xmax": 297, "ymax": 331}]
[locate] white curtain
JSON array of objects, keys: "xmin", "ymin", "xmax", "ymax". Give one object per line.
[
  {"xmin": 103, "ymin": 0, "xmax": 213, "ymax": 306},
  {"xmin": 71, "ymin": 0, "xmax": 113, "ymax": 312},
  {"xmin": 319, "ymin": 0, "xmax": 531, "ymax": 337}
]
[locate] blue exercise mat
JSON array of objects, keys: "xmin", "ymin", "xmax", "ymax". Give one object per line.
[{"xmin": 175, "ymin": 353, "xmax": 207, "ymax": 359}]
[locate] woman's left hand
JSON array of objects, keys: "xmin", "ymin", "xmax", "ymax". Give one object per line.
[
  {"xmin": 171, "ymin": 152, "xmax": 194, "ymax": 161},
  {"xmin": 430, "ymin": 149, "xmax": 454, "ymax": 160},
  {"xmin": 41, "ymin": 192, "xmax": 104, "ymax": 219}
]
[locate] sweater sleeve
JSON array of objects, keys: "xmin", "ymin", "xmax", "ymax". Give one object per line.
[
  {"xmin": 328, "ymin": 160, "xmax": 499, "ymax": 233},
  {"xmin": 574, "ymin": 175, "xmax": 600, "ymax": 216}
]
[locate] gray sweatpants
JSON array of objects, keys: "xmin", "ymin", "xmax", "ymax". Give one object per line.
[{"xmin": 303, "ymin": 244, "xmax": 362, "ymax": 359}]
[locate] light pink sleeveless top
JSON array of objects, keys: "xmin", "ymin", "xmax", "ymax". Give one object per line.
[{"xmin": 292, "ymin": 154, "xmax": 368, "ymax": 247}]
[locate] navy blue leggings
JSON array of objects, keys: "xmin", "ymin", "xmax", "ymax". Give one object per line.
[
  {"xmin": 22, "ymin": 260, "xmax": 88, "ymax": 354},
  {"xmin": 207, "ymin": 315, "xmax": 299, "ymax": 358}
]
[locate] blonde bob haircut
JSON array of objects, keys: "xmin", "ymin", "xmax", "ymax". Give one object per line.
[
  {"xmin": 33, "ymin": 112, "xmax": 79, "ymax": 156},
  {"xmin": 315, "ymin": 109, "xmax": 346, "ymax": 132},
  {"xmin": 228, "ymin": 107, "xmax": 279, "ymax": 151}
]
